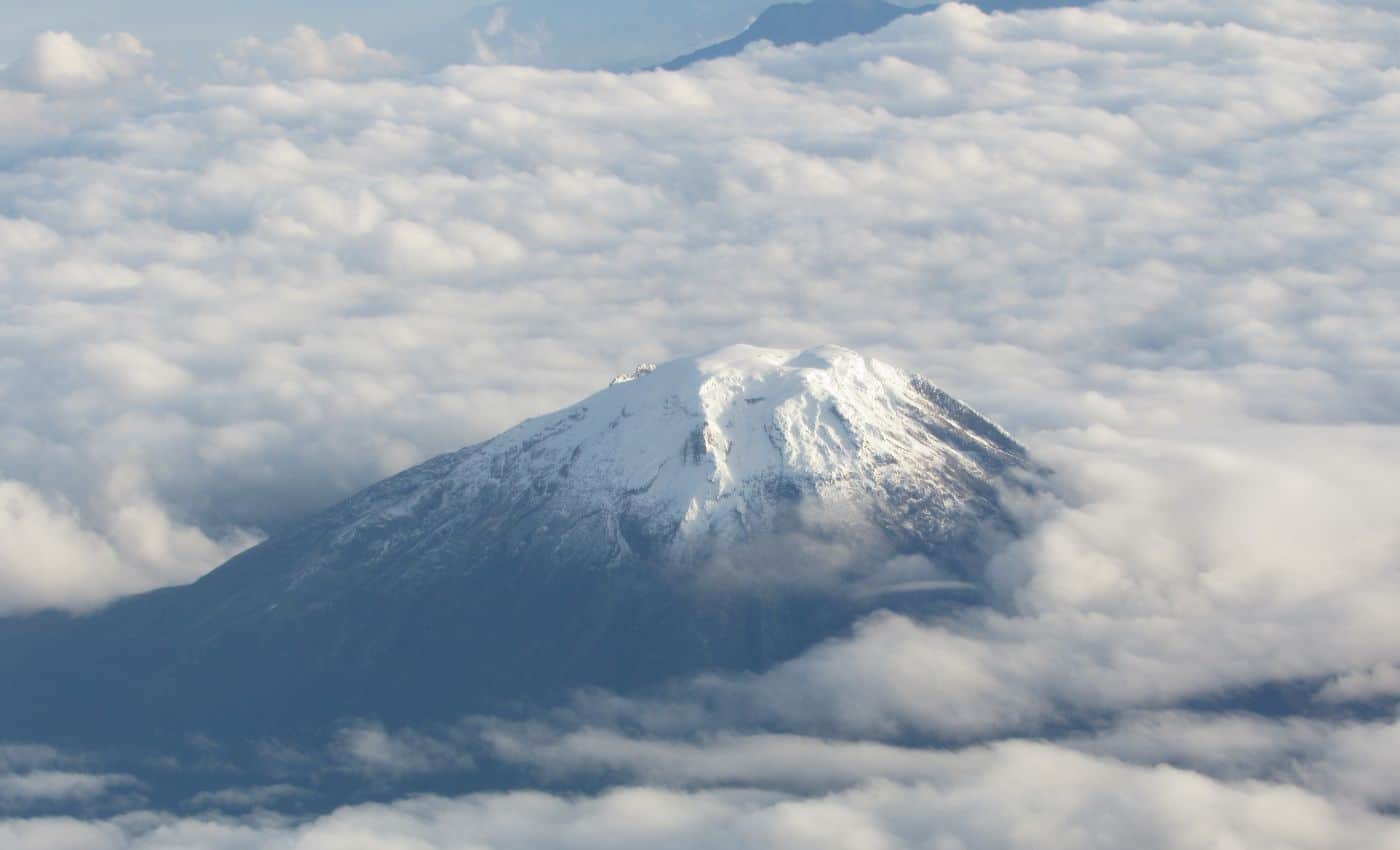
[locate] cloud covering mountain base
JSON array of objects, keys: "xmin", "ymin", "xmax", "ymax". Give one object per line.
[
  {"xmin": 2, "ymin": 0, "xmax": 1399, "ymax": 845},
  {"xmin": 5, "ymin": 745, "xmax": 1399, "ymax": 850}
]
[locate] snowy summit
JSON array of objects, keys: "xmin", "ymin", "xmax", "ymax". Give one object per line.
[{"xmin": 324, "ymin": 343, "xmax": 1026, "ymax": 572}]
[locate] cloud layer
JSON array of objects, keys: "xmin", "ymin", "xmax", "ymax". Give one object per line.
[
  {"xmin": 3, "ymin": 741, "xmax": 1399, "ymax": 850},
  {"xmin": 2, "ymin": 0, "xmax": 1396, "ymax": 613},
  {"xmin": 4, "ymin": 31, "xmax": 151, "ymax": 94},
  {"xmin": 2, "ymin": 0, "xmax": 1399, "ymax": 845}
]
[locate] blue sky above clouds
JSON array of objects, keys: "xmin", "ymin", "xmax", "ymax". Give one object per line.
[
  {"xmin": 1, "ymin": 0, "xmax": 1399, "ymax": 847},
  {"xmin": 1, "ymin": 0, "xmax": 777, "ymax": 70}
]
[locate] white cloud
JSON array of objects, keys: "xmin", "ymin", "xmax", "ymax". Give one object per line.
[
  {"xmin": 2, "ymin": 742, "xmax": 1398, "ymax": 849},
  {"xmin": 333, "ymin": 722, "xmax": 476, "ymax": 777},
  {"xmin": 0, "ymin": 745, "xmax": 141, "ymax": 814},
  {"xmin": 4, "ymin": 32, "xmax": 151, "ymax": 94},
  {"xmin": 1071, "ymin": 711, "xmax": 1400, "ymax": 810},
  {"xmin": 216, "ymin": 26, "xmax": 403, "ymax": 82},
  {"xmin": 0, "ymin": 772, "xmax": 138, "ymax": 810},
  {"xmin": 1319, "ymin": 665, "xmax": 1400, "ymax": 704},
  {"xmin": 485, "ymin": 712, "xmax": 1400, "ymax": 813},
  {"xmin": 0, "ymin": 477, "xmax": 252, "ymax": 614},
  {"xmin": 0, "ymin": 481, "xmax": 126, "ymax": 613},
  {"xmin": 598, "ymin": 425, "xmax": 1396, "ymax": 740},
  {"xmin": 469, "ymin": 8, "xmax": 548, "ymax": 66}
]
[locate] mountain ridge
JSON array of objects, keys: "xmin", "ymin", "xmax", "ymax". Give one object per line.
[
  {"xmin": 662, "ymin": 0, "xmax": 940, "ymax": 71},
  {"xmin": 659, "ymin": 0, "xmax": 1099, "ymax": 72}
]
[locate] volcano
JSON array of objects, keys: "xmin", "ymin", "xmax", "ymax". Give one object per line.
[
  {"xmin": 663, "ymin": 0, "xmax": 938, "ymax": 71},
  {"xmin": 0, "ymin": 345, "xmax": 1028, "ymax": 744}
]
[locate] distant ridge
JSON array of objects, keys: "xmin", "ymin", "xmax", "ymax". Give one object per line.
[
  {"xmin": 660, "ymin": 0, "xmax": 1096, "ymax": 72},
  {"xmin": 662, "ymin": 0, "xmax": 938, "ymax": 71}
]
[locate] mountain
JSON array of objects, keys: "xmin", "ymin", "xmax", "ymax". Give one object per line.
[
  {"xmin": 0, "ymin": 345, "xmax": 1028, "ymax": 745},
  {"xmin": 660, "ymin": 0, "xmax": 1097, "ymax": 72},
  {"xmin": 663, "ymin": 0, "xmax": 938, "ymax": 70}
]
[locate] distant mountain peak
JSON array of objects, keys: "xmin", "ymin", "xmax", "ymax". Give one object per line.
[{"xmin": 662, "ymin": 0, "xmax": 939, "ymax": 71}]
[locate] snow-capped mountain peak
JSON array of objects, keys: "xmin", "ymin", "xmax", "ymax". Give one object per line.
[
  {"xmin": 325, "ymin": 344, "xmax": 1025, "ymax": 572},
  {"xmin": 0, "ymin": 344, "xmax": 1030, "ymax": 743}
]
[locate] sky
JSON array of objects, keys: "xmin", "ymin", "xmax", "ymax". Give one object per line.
[
  {"xmin": 0, "ymin": 1, "xmax": 1081, "ymax": 71},
  {"xmin": 0, "ymin": 0, "xmax": 780, "ymax": 70},
  {"xmin": 2, "ymin": 0, "xmax": 1399, "ymax": 847}
]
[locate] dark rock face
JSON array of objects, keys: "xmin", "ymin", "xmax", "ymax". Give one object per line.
[{"xmin": 0, "ymin": 540, "xmax": 865, "ymax": 744}]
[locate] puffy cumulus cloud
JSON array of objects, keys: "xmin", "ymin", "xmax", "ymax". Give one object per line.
[
  {"xmin": 0, "ymin": 475, "xmax": 256, "ymax": 615},
  {"xmin": 0, "ymin": 481, "xmax": 126, "ymax": 613},
  {"xmin": 2, "ymin": 742, "xmax": 1399, "ymax": 849},
  {"xmin": 533, "ymin": 424, "xmax": 1400, "ymax": 744},
  {"xmin": 3, "ymin": 32, "xmax": 152, "ymax": 94},
  {"xmin": 0, "ymin": 32, "xmax": 162, "ymax": 158},
  {"xmin": 216, "ymin": 26, "xmax": 404, "ymax": 83}
]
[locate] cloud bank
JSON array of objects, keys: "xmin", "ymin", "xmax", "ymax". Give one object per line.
[
  {"xmin": 216, "ymin": 26, "xmax": 404, "ymax": 83},
  {"xmin": 1, "ymin": 0, "xmax": 1399, "ymax": 844},
  {"xmin": 3, "ymin": 741, "xmax": 1398, "ymax": 850},
  {"xmin": 2, "ymin": 0, "xmax": 1395, "ymax": 614}
]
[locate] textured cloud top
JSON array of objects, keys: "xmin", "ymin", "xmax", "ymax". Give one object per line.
[
  {"xmin": 1, "ymin": 1, "xmax": 1399, "ymax": 845},
  {"xmin": 3, "ymin": 0, "xmax": 1396, "ymax": 615}
]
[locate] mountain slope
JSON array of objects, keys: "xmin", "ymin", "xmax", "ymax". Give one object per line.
[
  {"xmin": 0, "ymin": 345, "xmax": 1028, "ymax": 744},
  {"xmin": 660, "ymin": 0, "xmax": 1100, "ymax": 72},
  {"xmin": 663, "ymin": 0, "xmax": 938, "ymax": 71}
]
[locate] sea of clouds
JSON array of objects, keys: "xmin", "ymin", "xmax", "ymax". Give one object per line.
[{"xmin": 2, "ymin": 0, "xmax": 1399, "ymax": 846}]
